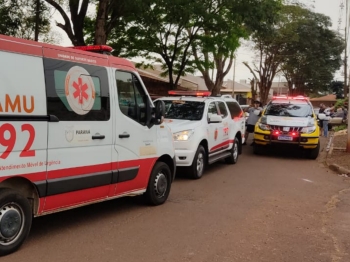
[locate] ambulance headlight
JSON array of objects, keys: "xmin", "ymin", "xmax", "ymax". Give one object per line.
[
  {"xmin": 301, "ymin": 125, "xmax": 316, "ymax": 134},
  {"xmin": 173, "ymin": 130, "xmax": 194, "ymax": 141}
]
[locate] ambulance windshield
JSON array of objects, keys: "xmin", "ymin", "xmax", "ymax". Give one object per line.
[{"xmin": 163, "ymin": 100, "xmax": 205, "ymax": 120}]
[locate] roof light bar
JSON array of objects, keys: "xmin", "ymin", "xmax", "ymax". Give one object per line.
[
  {"xmin": 168, "ymin": 90, "xmax": 212, "ymax": 97},
  {"xmin": 70, "ymin": 45, "xmax": 113, "ymax": 53},
  {"xmin": 272, "ymin": 95, "xmax": 309, "ymax": 100}
]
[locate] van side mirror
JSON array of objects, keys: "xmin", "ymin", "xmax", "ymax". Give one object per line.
[{"xmin": 152, "ymin": 100, "xmax": 165, "ymax": 125}]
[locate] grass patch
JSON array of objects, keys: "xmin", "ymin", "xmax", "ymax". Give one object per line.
[{"xmin": 333, "ymin": 125, "xmax": 347, "ymax": 132}]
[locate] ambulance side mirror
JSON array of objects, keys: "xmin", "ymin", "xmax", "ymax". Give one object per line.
[
  {"xmin": 147, "ymin": 99, "xmax": 165, "ymax": 128},
  {"xmin": 153, "ymin": 100, "xmax": 165, "ymax": 125}
]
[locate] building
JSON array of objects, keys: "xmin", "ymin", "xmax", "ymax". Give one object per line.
[
  {"xmin": 221, "ymin": 80, "xmax": 252, "ymax": 105},
  {"xmin": 309, "ymin": 94, "xmax": 337, "ymax": 107}
]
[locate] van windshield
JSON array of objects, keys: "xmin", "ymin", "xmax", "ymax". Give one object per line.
[
  {"xmin": 163, "ymin": 100, "xmax": 205, "ymax": 120},
  {"xmin": 265, "ymin": 103, "xmax": 313, "ymax": 117}
]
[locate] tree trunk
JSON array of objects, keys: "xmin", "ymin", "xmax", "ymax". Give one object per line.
[
  {"xmin": 94, "ymin": 0, "xmax": 108, "ymax": 45},
  {"xmin": 34, "ymin": 0, "xmax": 40, "ymax": 41}
]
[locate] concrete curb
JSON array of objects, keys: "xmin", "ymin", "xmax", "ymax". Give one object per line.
[{"xmin": 325, "ymin": 130, "xmax": 350, "ymax": 177}]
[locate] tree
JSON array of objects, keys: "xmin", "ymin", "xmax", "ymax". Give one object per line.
[
  {"xmin": 329, "ymin": 81, "xmax": 345, "ymax": 99},
  {"xmin": 243, "ymin": 4, "xmax": 302, "ymax": 105},
  {"xmin": 0, "ymin": 0, "xmax": 52, "ymax": 41},
  {"xmin": 280, "ymin": 8, "xmax": 344, "ymax": 96},
  {"xmin": 110, "ymin": 0, "xmax": 281, "ymax": 93},
  {"xmin": 45, "ymin": 0, "xmax": 132, "ymax": 46},
  {"xmin": 44, "ymin": 0, "xmax": 89, "ymax": 46},
  {"xmin": 110, "ymin": 0, "xmax": 201, "ymax": 89}
]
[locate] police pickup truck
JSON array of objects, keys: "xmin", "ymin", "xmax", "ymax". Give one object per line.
[{"xmin": 157, "ymin": 91, "xmax": 246, "ymax": 179}]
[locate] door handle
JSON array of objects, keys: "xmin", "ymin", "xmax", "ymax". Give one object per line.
[
  {"xmin": 119, "ymin": 133, "xmax": 130, "ymax": 138},
  {"xmin": 92, "ymin": 135, "xmax": 105, "ymax": 140}
]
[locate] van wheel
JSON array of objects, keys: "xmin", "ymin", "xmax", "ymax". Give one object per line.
[
  {"xmin": 189, "ymin": 145, "xmax": 206, "ymax": 179},
  {"xmin": 144, "ymin": 162, "xmax": 171, "ymax": 206},
  {"xmin": 307, "ymin": 142, "xmax": 320, "ymax": 160},
  {"xmin": 225, "ymin": 137, "xmax": 239, "ymax": 164},
  {"xmin": 0, "ymin": 188, "xmax": 32, "ymax": 256}
]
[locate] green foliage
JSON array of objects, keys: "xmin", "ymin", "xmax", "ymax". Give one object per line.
[
  {"xmin": 334, "ymin": 97, "xmax": 348, "ymax": 109},
  {"xmin": 329, "ymin": 81, "xmax": 345, "ymax": 99},
  {"xmin": 333, "ymin": 125, "xmax": 347, "ymax": 132},
  {"xmin": 0, "ymin": 0, "xmax": 52, "ymax": 41},
  {"xmin": 280, "ymin": 5, "xmax": 344, "ymax": 95}
]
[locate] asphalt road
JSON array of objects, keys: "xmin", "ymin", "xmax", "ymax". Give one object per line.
[{"xmin": 5, "ymin": 138, "xmax": 350, "ymax": 262}]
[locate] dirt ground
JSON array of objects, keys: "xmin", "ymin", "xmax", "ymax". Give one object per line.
[{"xmin": 326, "ymin": 130, "xmax": 350, "ymax": 172}]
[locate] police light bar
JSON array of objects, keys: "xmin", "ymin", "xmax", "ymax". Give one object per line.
[
  {"xmin": 272, "ymin": 95, "xmax": 308, "ymax": 100},
  {"xmin": 293, "ymin": 95, "xmax": 309, "ymax": 100},
  {"xmin": 70, "ymin": 45, "xmax": 113, "ymax": 53},
  {"xmin": 272, "ymin": 95, "xmax": 288, "ymax": 99},
  {"xmin": 168, "ymin": 90, "xmax": 212, "ymax": 97}
]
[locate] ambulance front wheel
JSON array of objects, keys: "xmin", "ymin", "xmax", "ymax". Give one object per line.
[
  {"xmin": 0, "ymin": 188, "xmax": 32, "ymax": 256},
  {"xmin": 144, "ymin": 162, "xmax": 172, "ymax": 206}
]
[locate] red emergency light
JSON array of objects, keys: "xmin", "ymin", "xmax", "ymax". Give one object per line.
[
  {"xmin": 70, "ymin": 45, "xmax": 113, "ymax": 53},
  {"xmin": 168, "ymin": 90, "xmax": 212, "ymax": 97},
  {"xmin": 272, "ymin": 95, "xmax": 308, "ymax": 100},
  {"xmin": 273, "ymin": 130, "xmax": 280, "ymax": 135}
]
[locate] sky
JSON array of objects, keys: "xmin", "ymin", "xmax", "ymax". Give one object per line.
[{"xmin": 52, "ymin": 0, "xmax": 345, "ymax": 84}]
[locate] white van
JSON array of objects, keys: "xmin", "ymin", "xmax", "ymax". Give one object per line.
[{"xmin": 0, "ymin": 34, "xmax": 175, "ymax": 255}]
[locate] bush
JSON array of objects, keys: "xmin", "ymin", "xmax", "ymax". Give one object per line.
[{"xmin": 333, "ymin": 125, "xmax": 347, "ymax": 132}]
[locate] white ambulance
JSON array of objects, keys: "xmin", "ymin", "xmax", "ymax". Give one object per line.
[{"xmin": 0, "ymin": 34, "xmax": 176, "ymax": 255}]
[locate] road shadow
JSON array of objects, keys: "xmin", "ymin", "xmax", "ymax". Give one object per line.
[{"xmin": 28, "ymin": 195, "xmax": 150, "ymax": 242}]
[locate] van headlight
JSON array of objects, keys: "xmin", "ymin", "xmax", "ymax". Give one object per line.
[
  {"xmin": 173, "ymin": 130, "xmax": 194, "ymax": 141},
  {"xmin": 301, "ymin": 125, "xmax": 316, "ymax": 134},
  {"xmin": 258, "ymin": 123, "xmax": 270, "ymax": 131}
]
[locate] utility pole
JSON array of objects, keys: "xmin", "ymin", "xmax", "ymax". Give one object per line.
[
  {"xmin": 346, "ymin": 0, "xmax": 350, "ymax": 152},
  {"xmin": 344, "ymin": 28, "xmax": 348, "ymax": 98},
  {"xmin": 231, "ymin": 55, "xmax": 237, "ymax": 98}
]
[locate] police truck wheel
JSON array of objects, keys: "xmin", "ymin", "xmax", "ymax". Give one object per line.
[
  {"xmin": 253, "ymin": 144, "xmax": 264, "ymax": 155},
  {"xmin": 225, "ymin": 137, "xmax": 239, "ymax": 164},
  {"xmin": 0, "ymin": 189, "xmax": 32, "ymax": 256},
  {"xmin": 307, "ymin": 142, "xmax": 320, "ymax": 160},
  {"xmin": 144, "ymin": 162, "xmax": 171, "ymax": 206},
  {"xmin": 189, "ymin": 145, "xmax": 206, "ymax": 179}
]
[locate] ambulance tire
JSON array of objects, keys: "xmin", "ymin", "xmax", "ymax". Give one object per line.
[
  {"xmin": 307, "ymin": 142, "xmax": 320, "ymax": 160},
  {"xmin": 225, "ymin": 137, "xmax": 239, "ymax": 164},
  {"xmin": 144, "ymin": 162, "xmax": 172, "ymax": 206},
  {"xmin": 189, "ymin": 145, "xmax": 206, "ymax": 179},
  {"xmin": 0, "ymin": 188, "xmax": 32, "ymax": 256}
]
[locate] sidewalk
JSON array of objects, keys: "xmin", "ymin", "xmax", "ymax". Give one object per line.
[{"xmin": 324, "ymin": 130, "xmax": 350, "ymax": 177}]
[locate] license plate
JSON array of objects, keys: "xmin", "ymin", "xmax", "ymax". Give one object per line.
[{"xmin": 278, "ymin": 135, "xmax": 293, "ymax": 141}]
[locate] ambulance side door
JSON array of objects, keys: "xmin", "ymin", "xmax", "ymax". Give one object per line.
[
  {"xmin": 42, "ymin": 57, "xmax": 113, "ymax": 213},
  {"xmin": 111, "ymin": 70, "xmax": 157, "ymax": 196}
]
